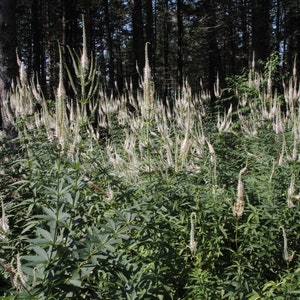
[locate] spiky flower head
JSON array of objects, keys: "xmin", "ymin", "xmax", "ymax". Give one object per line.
[
  {"xmin": 143, "ymin": 42, "xmax": 153, "ymax": 117},
  {"xmin": 0, "ymin": 253, "xmax": 27, "ymax": 291},
  {"xmin": 233, "ymin": 167, "xmax": 247, "ymax": 217},
  {"xmin": 188, "ymin": 212, "xmax": 197, "ymax": 255},
  {"xmin": 280, "ymin": 226, "xmax": 295, "ymax": 263},
  {"xmin": 0, "ymin": 197, "xmax": 9, "ymax": 241},
  {"xmin": 81, "ymin": 15, "xmax": 89, "ymax": 72},
  {"xmin": 233, "ymin": 197, "xmax": 245, "ymax": 218},
  {"xmin": 16, "ymin": 52, "xmax": 27, "ymax": 86},
  {"xmin": 287, "ymin": 173, "xmax": 296, "ymax": 208},
  {"xmin": 206, "ymin": 139, "xmax": 216, "ymax": 165},
  {"xmin": 13, "ymin": 253, "xmax": 27, "ymax": 291}
]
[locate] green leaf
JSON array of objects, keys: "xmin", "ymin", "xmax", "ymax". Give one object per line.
[
  {"xmin": 37, "ymin": 227, "xmax": 54, "ymax": 243},
  {"xmin": 22, "ymin": 255, "xmax": 48, "ymax": 263},
  {"xmin": 218, "ymin": 224, "xmax": 228, "ymax": 238},
  {"xmin": 57, "ymin": 205, "xmax": 70, "ymax": 223},
  {"xmin": 32, "ymin": 246, "xmax": 49, "ymax": 261},
  {"xmin": 42, "ymin": 207, "xmax": 56, "ymax": 220},
  {"xmin": 69, "ymin": 279, "xmax": 83, "ymax": 287},
  {"xmin": 104, "ymin": 244, "xmax": 116, "ymax": 252}
]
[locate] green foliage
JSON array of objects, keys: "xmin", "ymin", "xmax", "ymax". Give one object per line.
[{"xmin": 1, "ymin": 48, "xmax": 300, "ymax": 299}]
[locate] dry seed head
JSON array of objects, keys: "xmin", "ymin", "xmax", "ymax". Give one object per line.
[
  {"xmin": 143, "ymin": 42, "xmax": 153, "ymax": 117},
  {"xmin": 233, "ymin": 167, "xmax": 247, "ymax": 217},
  {"xmin": 105, "ymin": 185, "xmax": 114, "ymax": 202},
  {"xmin": 233, "ymin": 199, "xmax": 245, "ymax": 218},
  {"xmin": 293, "ymin": 56, "xmax": 297, "ymax": 77},
  {"xmin": 214, "ymin": 72, "xmax": 222, "ymax": 98},
  {"xmin": 180, "ymin": 134, "xmax": 190, "ymax": 158},
  {"xmin": 280, "ymin": 226, "xmax": 295, "ymax": 263},
  {"xmin": 273, "ymin": 109, "xmax": 285, "ymax": 134},
  {"xmin": 288, "ymin": 173, "xmax": 295, "ymax": 197},
  {"xmin": 287, "ymin": 173, "xmax": 296, "ymax": 208},
  {"xmin": 124, "ymin": 130, "xmax": 136, "ymax": 156},
  {"xmin": 267, "ymin": 70, "xmax": 272, "ymax": 99},
  {"xmin": 0, "ymin": 254, "xmax": 27, "ymax": 291},
  {"xmin": 16, "ymin": 51, "xmax": 27, "ymax": 86},
  {"xmin": 237, "ymin": 179, "xmax": 244, "ymax": 203},
  {"xmin": 14, "ymin": 253, "xmax": 27, "ymax": 290},
  {"xmin": 188, "ymin": 212, "xmax": 197, "ymax": 255},
  {"xmin": 292, "ymin": 139, "xmax": 298, "ymax": 161},
  {"xmin": 55, "ymin": 44, "xmax": 68, "ymax": 147},
  {"xmin": 81, "ymin": 15, "xmax": 89, "ymax": 72},
  {"xmin": 0, "ymin": 198, "xmax": 9, "ymax": 240},
  {"xmin": 217, "ymin": 104, "xmax": 232, "ymax": 132},
  {"xmin": 144, "ymin": 42, "xmax": 151, "ymax": 87},
  {"xmin": 239, "ymin": 166, "xmax": 248, "ymax": 177},
  {"xmin": 57, "ymin": 45, "xmax": 66, "ymax": 100},
  {"xmin": 278, "ymin": 142, "xmax": 285, "ymax": 166},
  {"xmin": 206, "ymin": 139, "xmax": 216, "ymax": 165}
]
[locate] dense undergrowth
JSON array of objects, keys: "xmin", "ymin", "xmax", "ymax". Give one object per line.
[{"xmin": 1, "ymin": 40, "xmax": 300, "ymax": 299}]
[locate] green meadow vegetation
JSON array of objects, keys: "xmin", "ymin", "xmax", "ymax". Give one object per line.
[{"xmin": 1, "ymin": 41, "xmax": 300, "ymax": 299}]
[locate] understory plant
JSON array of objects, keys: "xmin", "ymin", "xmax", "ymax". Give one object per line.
[{"xmin": 0, "ymin": 42, "xmax": 300, "ymax": 299}]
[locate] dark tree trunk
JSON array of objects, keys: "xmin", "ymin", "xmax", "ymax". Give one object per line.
[
  {"xmin": 62, "ymin": 0, "xmax": 79, "ymax": 97},
  {"xmin": 227, "ymin": 0, "xmax": 236, "ymax": 76},
  {"xmin": 96, "ymin": 15, "xmax": 107, "ymax": 86},
  {"xmin": 177, "ymin": 0, "xmax": 184, "ymax": 92},
  {"xmin": 39, "ymin": 1, "xmax": 47, "ymax": 92},
  {"xmin": 46, "ymin": 1, "xmax": 58, "ymax": 98},
  {"xmin": 241, "ymin": 0, "xmax": 250, "ymax": 68},
  {"xmin": 251, "ymin": 0, "xmax": 271, "ymax": 68},
  {"xmin": 32, "ymin": 0, "xmax": 41, "ymax": 80},
  {"xmin": 275, "ymin": 0, "xmax": 282, "ymax": 55},
  {"xmin": 116, "ymin": 30, "xmax": 124, "ymax": 94},
  {"xmin": 145, "ymin": 0, "xmax": 153, "ymax": 68},
  {"xmin": 0, "ymin": 0, "xmax": 18, "ymax": 135},
  {"xmin": 163, "ymin": 0, "xmax": 169, "ymax": 104},
  {"xmin": 132, "ymin": 0, "xmax": 144, "ymax": 91},
  {"xmin": 285, "ymin": 0, "xmax": 300, "ymax": 72},
  {"xmin": 104, "ymin": 0, "xmax": 115, "ymax": 94},
  {"xmin": 204, "ymin": 0, "xmax": 224, "ymax": 104},
  {"xmin": 152, "ymin": 0, "xmax": 158, "ymax": 83},
  {"xmin": 86, "ymin": 9, "xmax": 96, "ymax": 56},
  {"xmin": 62, "ymin": 0, "xmax": 78, "ymax": 52}
]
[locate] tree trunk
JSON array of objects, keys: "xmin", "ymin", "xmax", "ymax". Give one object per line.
[
  {"xmin": 104, "ymin": 0, "xmax": 115, "ymax": 94},
  {"xmin": 227, "ymin": 0, "xmax": 236, "ymax": 76},
  {"xmin": 163, "ymin": 0, "xmax": 169, "ymax": 104},
  {"xmin": 62, "ymin": 0, "xmax": 78, "ymax": 50},
  {"xmin": 62, "ymin": 0, "xmax": 79, "ymax": 97},
  {"xmin": 0, "ymin": 0, "xmax": 18, "ymax": 135},
  {"xmin": 204, "ymin": 0, "xmax": 224, "ymax": 104},
  {"xmin": 116, "ymin": 30, "xmax": 124, "ymax": 94},
  {"xmin": 251, "ymin": 0, "xmax": 271, "ymax": 68},
  {"xmin": 285, "ymin": 0, "xmax": 300, "ymax": 72},
  {"xmin": 241, "ymin": 0, "xmax": 250, "ymax": 68},
  {"xmin": 32, "ymin": 0, "xmax": 41, "ymax": 80},
  {"xmin": 145, "ymin": 0, "xmax": 153, "ymax": 68},
  {"xmin": 177, "ymin": 0, "xmax": 184, "ymax": 92},
  {"xmin": 132, "ymin": 0, "xmax": 144, "ymax": 91}
]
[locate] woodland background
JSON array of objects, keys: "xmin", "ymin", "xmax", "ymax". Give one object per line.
[
  {"xmin": 1, "ymin": 1, "xmax": 300, "ymax": 299},
  {"xmin": 14, "ymin": 0, "xmax": 300, "ymax": 102}
]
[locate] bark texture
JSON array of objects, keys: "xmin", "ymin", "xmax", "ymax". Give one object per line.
[{"xmin": 0, "ymin": 0, "xmax": 17, "ymax": 135}]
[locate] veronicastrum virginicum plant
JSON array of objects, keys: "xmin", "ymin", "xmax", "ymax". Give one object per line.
[{"xmin": 1, "ymin": 39, "xmax": 300, "ymax": 300}]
